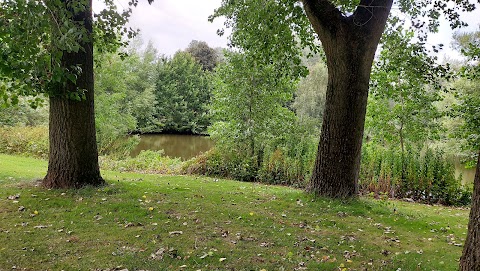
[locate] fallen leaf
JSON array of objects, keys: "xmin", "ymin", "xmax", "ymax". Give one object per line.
[
  {"xmin": 169, "ymin": 231, "xmax": 183, "ymax": 235},
  {"xmin": 219, "ymin": 258, "xmax": 227, "ymax": 262},
  {"xmin": 33, "ymin": 225, "xmax": 48, "ymax": 229},
  {"xmin": 7, "ymin": 194, "xmax": 20, "ymax": 200},
  {"xmin": 151, "ymin": 248, "xmax": 165, "ymax": 260}
]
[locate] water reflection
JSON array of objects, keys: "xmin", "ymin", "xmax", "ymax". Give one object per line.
[
  {"xmin": 454, "ymin": 160, "xmax": 476, "ymax": 185},
  {"xmin": 130, "ymin": 134, "xmax": 214, "ymax": 160}
]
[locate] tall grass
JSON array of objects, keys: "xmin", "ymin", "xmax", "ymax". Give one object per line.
[
  {"xmin": 0, "ymin": 126, "xmax": 49, "ymax": 159},
  {"xmin": 359, "ymin": 142, "xmax": 472, "ymax": 206}
]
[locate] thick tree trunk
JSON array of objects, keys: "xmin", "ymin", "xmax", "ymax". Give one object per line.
[
  {"xmin": 43, "ymin": 0, "xmax": 104, "ymax": 188},
  {"xmin": 309, "ymin": 37, "xmax": 374, "ymax": 197},
  {"xmin": 302, "ymin": 0, "xmax": 393, "ymax": 198},
  {"xmin": 460, "ymin": 152, "xmax": 480, "ymax": 270}
]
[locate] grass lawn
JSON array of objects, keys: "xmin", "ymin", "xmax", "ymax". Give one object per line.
[{"xmin": 0, "ymin": 154, "xmax": 469, "ymax": 270}]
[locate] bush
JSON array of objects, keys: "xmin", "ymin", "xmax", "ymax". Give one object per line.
[
  {"xmin": 0, "ymin": 126, "xmax": 49, "ymax": 158},
  {"xmin": 182, "ymin": 148, "xmax": 257, "ymax": 182},
  {"xmin": 360, "ymin": 142, "xmax": 472, "ymax": 206},
  {"xmin": 184, "ymin": 121, "xmax": 318, "ymax": 187}
]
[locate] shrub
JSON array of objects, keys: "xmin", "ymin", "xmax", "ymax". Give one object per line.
[
  {"xmin": 184, "ymin": 121, "xmax": 318, "ymax": 188},
  {"xmin": 360, "ymin": 142, "xmax": 472, "ymax": 206},
  {"xmin": 182, "ymin": 148, "xmax": 257, "ymax": 182},
  {"xmin": 0, "ymin": 126, "xmax": 49, "ymax": 159}
]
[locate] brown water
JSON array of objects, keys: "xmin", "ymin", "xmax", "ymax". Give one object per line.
[
  {"xmin": 454, "ymin": 160, "xmax": 476, "ymax": 185},
  {"xmin": 130, "ymin": 134, "xmax": 214, "ymax": 160}
]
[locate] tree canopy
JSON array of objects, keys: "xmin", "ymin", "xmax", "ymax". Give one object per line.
[
  {"xmin": 210, "ymin": 0, "xmax": 477, "ymax": 198},
  {"xmin": 0, "ymin": 0, "xmax": 137, "ymax": 105}
]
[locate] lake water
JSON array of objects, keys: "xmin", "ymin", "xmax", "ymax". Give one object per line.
[
  {"xmin": 454, "ymin": 160, "xmax": 477, "ymax": 185},
  {"xmin": 130, "ymin": 134, "xmax": 214, "ymax": 160}
]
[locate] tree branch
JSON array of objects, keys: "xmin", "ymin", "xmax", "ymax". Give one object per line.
[
  {"xmin": 301, "ymin": 0, "xmax": 345, "ymax": 39},
  {"xmin": 351, "ymin": 0, "xmax": 393, "ymax": 33}
]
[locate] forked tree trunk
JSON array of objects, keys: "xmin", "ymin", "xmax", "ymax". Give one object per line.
[
  {"xmin": 43, "ymin": 0, "xmax": 104, "ymax": 188},
  {"xmin": 302, "ymin": 0, "xmax": 393, "ymax": 198},
  {"xmin": 460, "ymin": 152, "xmax": 480, "ymax": 270}
]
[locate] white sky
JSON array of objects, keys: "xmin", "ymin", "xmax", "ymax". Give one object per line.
[
  {"xmin": 93, "ymin": 0, "xmax": 228, "ymax": 56},
  {"xmin": 93, "ymin": 0, "xmax": 478, "ymax": 59}
]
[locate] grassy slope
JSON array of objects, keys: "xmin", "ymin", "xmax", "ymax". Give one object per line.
[{"xmin": 0, "ymin": 154, "xmax": 469, "ymax": 271}]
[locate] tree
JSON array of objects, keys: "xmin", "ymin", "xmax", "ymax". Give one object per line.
[
  {"xmin": 185, "ymin": 40, "xmax": 218, "ymax": 71},
  {"xmin": 366, "ymin": 23, "xmax": 446, "ymax": 183},
  {"xmin": 451, "ymin": 28, "xmax": 480, "ymax": 165},
  {"xmin": 95, "ymin": 50, "xmax": 139, "ymax": 156},
  {"xmin": 154, "ymin": 51, "xmax": 211, "ymax": 134},
  {"xmin": 127, "ymin": 41, "xmax": 161, "ymax": 133},
  {"xmin": 0, "ymin": 0, "xmax": 137, "ymax": 188},
  {"xmin": 210, "ymin": 52, "xmax": 297, "ymax": 177},
  {"xmin": 457, "ymin": 27, "xmax": 480, "ymax": 270},
  {"xmin": 461, "ymin": 151, "xmax": 480, "ymax": 270},
  {"xmin": 293, "ymin": 61, "xmax": 328, "ymax": 129},
  {"xmin": 43, "ymin": 0, "xmax": 105, "ymax": 188},
  {"xmin": 212, "ymin": 0, "xmax": 476, "ymax": 198}
]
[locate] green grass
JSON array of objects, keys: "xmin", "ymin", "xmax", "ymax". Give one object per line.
[{"xmin": 0, "ymin": 154, "xmax": 469, "ymax": 270}]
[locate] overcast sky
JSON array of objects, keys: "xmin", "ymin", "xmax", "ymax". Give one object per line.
[
  {"xmin": 93, "ymin": 1, "xmax": 478, "ymax": 59},
  {"xmin": 93, "ymin": 0, "xmax": 228, "ymax": 56}
]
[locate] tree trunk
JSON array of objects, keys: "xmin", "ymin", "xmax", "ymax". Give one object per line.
[
  {"xmin": 308, "ymin": 37, "xmax": 374, "ymax": 197},
  {"xmin": 460, "ymin": 152, "xmax": 480, "ymax": 270},
  {"xmin": 302, "ymin": 0, "xmax": 393, "ymax": 198},
  {"xmin": 43, "ymin": 0, "xmax": 104, "ymax": 189}
]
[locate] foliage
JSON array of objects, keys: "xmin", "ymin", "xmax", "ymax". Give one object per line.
[
  {"xmin": 453, "ymin": 26, "xmax": 480, "ymax": 80},
  {"xmin": 122, "ymin": 40, "xmax": 161, "ymax": 133},
  {"xmin": 292, "ymin": 61, "xmax": 327, "ymax": 129},
  {"xmin": 360, "ymin": 142, "xmax": 471, "ymax": 206},
  {"xmin": 212, "ymin": 0, "xmax": 476, "ymax": 199},
  {"xmin": 94, "ymin": 39, "xmax": 167, "ymax": 155},
  {"xmin": 0, "ymin": 126, "xmax": 48, "ymax": 159},
  {"xmin": 209, "ymin": 51, "xmax": 299, "ymax": 181},
  {"xmin": 188, "ymin": 120, "xmax": 318, "ymax": 187},
  {"xmin": 210, "ymin": 0, "xmax": 315, "ymax": 81},
  {"xmin": 450, "ymin": 28, "xmax": 480, "ymax": 165},
  {"xmin": 0, "ymin": 0, "xmax": 138, "ymax": 105},
  {"xmin": 258, "ymin": 120, "xmax": 318, "ymax": 186},
  {"xmin": 367, "ymin": 23, "xmax": 446, "ymax": 148},
  {"xmin": 449, "ymin": 78, "xmax": 480, "ymax": 165},
  {"xmin": 154, "ymin": 51, "xmax": 211, "ymax": 134},
  {"xmin": 100, "ymin": 150, "xmax": 182, "ymax": 174},
  {"xmin": 0, "ymin": 153, "xmax": 471, "ymax": 271},
  {"xmin": 185, "ymin": 40, "xmax": 219, "ymax": 71},
  {"xmin": 95, "ymin": 51, "xmax": 139, "ymax": 157},
  {"xmin": 0, "ymin": 97, "xmax": 48, "ymax": 127}
]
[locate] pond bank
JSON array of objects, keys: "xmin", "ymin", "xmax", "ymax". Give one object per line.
[{"xmin": 130, "ymin": 134, "xmax": 213, "ymax": 160}]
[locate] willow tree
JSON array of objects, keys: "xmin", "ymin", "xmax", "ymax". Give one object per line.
[
  {"xmin": 212, "ymin": 0, "xmax": 476, "ymax": 198},
  {"xmin": 0, "ymin": 0, "xmax": 138, "ymax": 188}
]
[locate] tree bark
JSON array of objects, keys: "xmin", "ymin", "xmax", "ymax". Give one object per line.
[
  {"xmin": 43, "ymin": 0, "xmax": 104, "ymax": 188},
  {"xmin": 460, "ymin": 152, "xmax": 480, "ymax": 270},
  {"xmin": 302, "ymin": 0, "xmax": 393, "ymax": 198}
]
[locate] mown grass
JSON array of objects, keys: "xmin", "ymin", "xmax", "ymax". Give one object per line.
[{"xmin": 0, "ymin": 154, "xmax": 469, "ymax": 271}]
